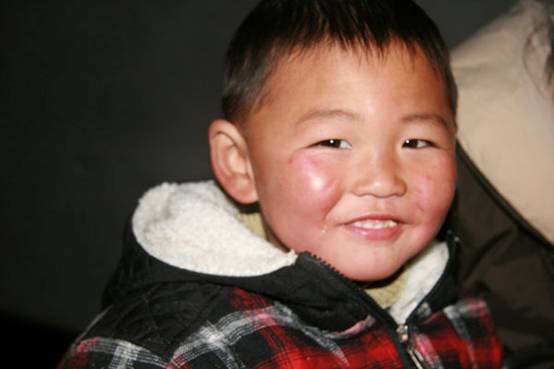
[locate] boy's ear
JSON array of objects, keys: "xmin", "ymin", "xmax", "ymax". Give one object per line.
[{"xmin": 209, "ymin": 119, "xmax": 259, "ymax": 204}]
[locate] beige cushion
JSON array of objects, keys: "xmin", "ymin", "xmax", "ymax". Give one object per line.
[{"xmin": 452, "ymin": 0, "xmax": 554, "ymax": 244}]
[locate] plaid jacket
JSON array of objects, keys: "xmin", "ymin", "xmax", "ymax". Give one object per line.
[
  {"xmin": 58, "ymin": 255, "xmax": 502, "ymax": 369},
  {"xmin": 58, "ymin": 182, "xmax": 503, "ymax": 369}
]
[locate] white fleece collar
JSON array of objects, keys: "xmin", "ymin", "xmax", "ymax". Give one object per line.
[
  {"xmin": 132, "ymin": 181, "xmax": 449, "ymax": 323},
  {"xmin": 132, "ymin": 181, "xmax": 298, "ymax": 277},
  {"xmin": 389, "ymin": 239, "xmax": 449, "ymax": 323}
]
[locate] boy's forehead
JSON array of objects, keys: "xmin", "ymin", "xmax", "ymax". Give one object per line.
[
  {"xmin": 241, "ymin": 44, "xmax": 382, "ymax": 122},
  {"xmin": 241, "ymin": 43, "xmax": 455, "ymax": 132}
]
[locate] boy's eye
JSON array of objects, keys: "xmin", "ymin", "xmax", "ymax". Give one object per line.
[
  {"xmin": 402, "ymin": 139, "xmax": 432, "ymax": 149},
  {"xmin": 317, "ymin": 139, "xmax": 352, "ymax": 150}
]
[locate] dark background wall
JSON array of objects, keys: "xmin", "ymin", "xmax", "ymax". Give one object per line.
[{"xmin": 1, "ymin": 0, "xmax": 517, "ymax": 366}]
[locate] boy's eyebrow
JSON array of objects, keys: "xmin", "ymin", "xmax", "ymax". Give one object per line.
[
  {"xmin": 294, "ymin": 109, "xmax": 360, "ymax": 126},
  {"xmin": 401, "ymin": 113, "xmax": 452, "ymax": 130}
]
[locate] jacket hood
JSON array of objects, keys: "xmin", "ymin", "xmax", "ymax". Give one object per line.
[{"xmin": 104, "ymin": 181, "xmax": 456, "ymax": 330}]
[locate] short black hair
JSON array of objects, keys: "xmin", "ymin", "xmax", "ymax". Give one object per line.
[{"xmin": 222, "ymin": 0, "xmax": 457, "ymax": 123}]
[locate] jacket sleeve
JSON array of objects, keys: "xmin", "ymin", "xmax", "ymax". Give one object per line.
[{"xmin": 57, "ymin": 337, "xmax": 170, "ymax": 369}]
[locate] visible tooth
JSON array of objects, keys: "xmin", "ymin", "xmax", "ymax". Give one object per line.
[{"xmin": 352, "ymin": 220, "xmax": 398, "ymax": 229}]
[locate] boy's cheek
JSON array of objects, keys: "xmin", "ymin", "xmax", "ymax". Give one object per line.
[
  {"xmin": 285, "ymin": 152, "xmax": 342, "ymax": 216},
  {"xmin": 412, "ymin": 158, "xmax": 457, "ymax": 218}
]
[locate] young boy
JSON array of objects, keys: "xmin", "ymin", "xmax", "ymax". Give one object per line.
[{"xmin": 58, "ymin": 0, "xmax": 503, "ymax": 368}]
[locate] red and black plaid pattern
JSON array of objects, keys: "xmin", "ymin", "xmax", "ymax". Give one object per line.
[
  {"xmin": 409, "ymin": 298, "xmax": 503, "ymax": 369},
  {"xmin": 58, "ymin": 288, "xmax": 502, "ymax": 369}
]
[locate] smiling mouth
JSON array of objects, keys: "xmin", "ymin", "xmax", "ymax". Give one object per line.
[
  {"xmin": 343, "ymin": 217, "xmax": 402, "ymax": 241},
  {"xmin": 351, "ymin": 219, "xmax": 398, "ymax": 229}
]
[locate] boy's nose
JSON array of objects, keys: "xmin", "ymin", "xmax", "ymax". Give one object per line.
[{"xmin": 351, "ymin": 155, "xmax": 407, "ymax": 199}]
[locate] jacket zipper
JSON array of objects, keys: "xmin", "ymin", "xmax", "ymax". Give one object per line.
[
  {"xmin": 302, "ymin": 232, "xmax": 459, "ymax": 369},
  {"xmin": 303, "ymin": 253, "xmax": 417, "ymax": 368},
  {"xmin": 399, "ymin": 231, "xmax": 460, "ymax": 369},
  {"xmin": 397, "ymin": 324, "xmax": 431, "ymax": 369}
]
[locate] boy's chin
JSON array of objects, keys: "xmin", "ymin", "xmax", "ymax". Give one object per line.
[
  {"xmin": 327, "ymin": 256, "xmax": 403, "ymax": 283},
  {"xmin": 343, "ymin": 267, "xmax": 403, "ymax": 284}
]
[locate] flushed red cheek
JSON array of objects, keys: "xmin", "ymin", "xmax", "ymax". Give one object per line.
[
  {"xmin": 286, "ymin": 152, "xmax": 342, "ymax": 218},
  {"xmin": 412, "ymin": 166, "xmax": 456, "ymax": 223}
]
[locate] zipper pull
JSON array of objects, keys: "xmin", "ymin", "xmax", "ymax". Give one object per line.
[
  {"xmin": 397, "ymin": 324, "xmax": 410, "ymax": 343},
  {"xmin": 396, "ymin": 324, "xmax": 429, "ymax": 369}
]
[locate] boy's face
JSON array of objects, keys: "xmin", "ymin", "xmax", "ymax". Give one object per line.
[{"xmin": 243, "ymin": 44, "xmax": 456, "ymax": 282}]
